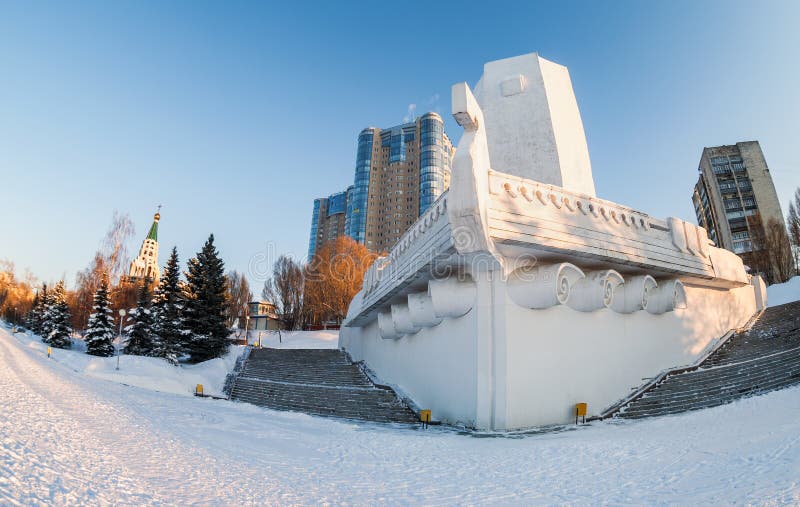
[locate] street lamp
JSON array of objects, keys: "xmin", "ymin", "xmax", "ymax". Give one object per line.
[{"xmin": 117, "ymin": 308, "xmax": 126, "ymax": 370}]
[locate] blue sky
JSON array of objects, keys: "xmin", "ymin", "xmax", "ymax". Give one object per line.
[{"xmin": 1, "ymin": 0, "xmax": 798, "ymax": 289}]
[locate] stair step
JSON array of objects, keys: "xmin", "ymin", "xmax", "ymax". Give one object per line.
[
  {"xmin": 616, "ymin": 301, "xmax": 800, "ymax": 420},
  {"xmin": 230, "ymin": 348, "xmax": 417, "ymax": 425},
  {"xmin": 625, "ymin": 372, "xmax": 800, "ymax": 414},
  {"xmin": 621, "ymin": 375, "xmax": 800, "ymax": 418},
  {"xmin": 638, "ymin": 360, "xmax": 800, "ymax": 402}
]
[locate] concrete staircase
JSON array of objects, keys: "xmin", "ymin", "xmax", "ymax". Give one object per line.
[
  {"xmin": 619, "ymin": 300, "xmax": 800, "ymax": 419},
  {"xmin": 229, "ymin": 348, "xmax": 418, "ymax": 424}
]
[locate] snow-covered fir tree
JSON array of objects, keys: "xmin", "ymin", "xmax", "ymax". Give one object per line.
[
  {"xmin": 183, "ymin": 234, "xmax": 229, "ymax": 362},
  {"xmin": 152, "ymin": 247, "xmax": 186, "ymax": 365},
  {"xmin": 84, "ymin": 276, "xmax": 116, "ymax": 357},
  {"xmin": 45, "ymin": 281, "xmax": 72, "ymax": 349},
  {"xmin": 125, "ymin": 282, "xmax": 156, "ymax": 356},
  {"xmin": 26, "ymin": 290, "xmax": 40, "ymax": 333},
  {"xmin": 38, "ymin": 283, "xmax": 53, "ymax": 343}
]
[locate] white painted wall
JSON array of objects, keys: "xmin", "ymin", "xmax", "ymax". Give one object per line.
[
  {"xmin": 342, "ymin": 277, "xmax": 758, "ymax": 430},
  {"xmin": 341, "ymin": 310, "xmax": 480, "ymax": 427},
  {"xmin": 499, "ymin": 282, "xmax": 757, "ymax": 429}
]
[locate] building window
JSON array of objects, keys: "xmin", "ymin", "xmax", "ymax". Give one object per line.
[
  {"xmin": 724, "ymin": 199, "xmax": 741, "ymax": 210},
  {"xmin": 733, "ymin": 240, "xmax": 752, "ymax": 253}
]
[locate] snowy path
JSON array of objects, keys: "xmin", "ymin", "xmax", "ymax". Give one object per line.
[
  {"xmin": 1, "ymin": 328, "xmax": 799, "ymax": 505},
  {"xmin": 0, "ymin": 330, "xmax": 277, "ymax": 505}
]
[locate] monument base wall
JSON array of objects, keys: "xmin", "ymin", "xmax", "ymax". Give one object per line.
[
  {"xmin": 340, "ymin": 310, "xmax": 481, "ymax": 428},
  {"xmin": 341, "ymin": 276, "xmax": 760, "ymax": 430},
  {"xmin": 500, "ymin": 282, "xmax": 758, "ymax": 429}
]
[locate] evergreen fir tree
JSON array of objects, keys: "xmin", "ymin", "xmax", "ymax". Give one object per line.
[
  {"xmin": 183, "ymin": 234, "xmax": 230, "ymax": 362},
  {"xmin": 178, "ymin": 259, "xmax": 198, "ymax": 355},
  {"xmin": 84, "ymin": 276, "xmax": 116, "ymax": 357},
  {"xmin": 152, "ymin": 247, "xmax": 186, "ymax": 365},
  {"xmin": 39, "ymin": 283, "xmax": 53, "ymax": 343},
  {"xmin": 26, "ymin": 291, "xmax": 40, "ymax": 333},
  {"xmin": 46, "ymin": 281, "xmax": 72, "ymax": 349},
  {"xmin": 125, "ymin": 283, "xmax": 156, "ymax": 356}
]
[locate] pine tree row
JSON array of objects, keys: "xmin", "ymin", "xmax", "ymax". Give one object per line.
[
  {"xmin": 122, "ymin": 235, "xmax": 230, "ymax": 364},
  {"xmin": 25, "ymin": 234, "xmax": 231, "ymax": 364},
  {"xmin": 27, "ymin": 280, "xmax": 72, "ymax": 349}
]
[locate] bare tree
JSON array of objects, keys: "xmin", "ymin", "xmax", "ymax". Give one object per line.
[
  {"xmin": 787, "ymin": 188, "xmax": 800, "ymax": 271},
  {"xmin": 225, "ymin": 270, "xmax": 252, "ymax": 329},
  {"xmin": 262, "ymin": 256, "xmax": 305, "ymax": 330},
  {"xmin": 764, "ymin": 217, "xmax": 795, "ymax": 283},
  {"xmin": 72, "ymin": 253, "xmax": 107, "ymax": 331},
  {"xmin": 102, "ymin": 211, "xmax": 136, "ymax": 284},
  {"xmin": 111, "ymin": 280, "xmax": 142, "ymax": 327},
  {"xmin": 748, "ymin": 213, "xmax": 795, "ymax": 284},
  {"xmin": 0, "ymin": 260, "xmax": 12, "ymax": 310},
  {"xmin": 71, "ymin": 212, "xmax": 137, "ymax": 331},
  {"xmin": 0, "ymin": 260, "xmax": 36, "ymax": 324},
  {"xmin": 304, "ymin": 237, "xmax": 378, "ymax": 325}
]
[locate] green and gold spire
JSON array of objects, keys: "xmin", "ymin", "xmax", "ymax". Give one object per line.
[{"xmin": 147, "ymin": 210, "xmax": 160, "ymax": 241}]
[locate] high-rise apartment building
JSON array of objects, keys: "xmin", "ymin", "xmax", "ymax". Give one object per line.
[
  {"xmin": 308, "ymin": 112, "xmax": 454, "ymax": 258},
  {"xmin": 692, "ymin": 141, "xmax": 788, "ymax": 269},
  {"xmin": 345, "ymin": 112, "xmax": 453, "ymax": 252},
  {"xmin": 307, "ymin": 186, "xmax": 353, "ymax": 259}
]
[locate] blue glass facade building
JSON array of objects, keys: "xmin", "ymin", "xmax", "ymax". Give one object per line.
[
  {"xmin": 327, "ymin": 190, "xmax": 347, "ymax": 216},
  {"xmin": 310, "ymin": 112, "xmax": 452, "ymax": 256},
  {"xmin": 307, "ymin": 186, "xmax": 353, "ymax": 260},
  {"xmin": 307, "ymin": 198, "xmax": 323, "ymax": 260},
  {"xmin": 419, "ymin": 113, "xmax": 450, "ymax": 216},
  {"xmin": 344, "ymin": 112, "xmax": 452, "ymax": 253},
  {"xmin": 345, "ymin": 129, "xmax": 374, "ymax": 244}
]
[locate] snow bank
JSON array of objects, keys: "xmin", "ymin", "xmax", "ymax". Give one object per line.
[
  {"xmin": 767, "ymin": 276, "xmax": 800, "ymax": 307},
  {"xmin": 2, "ymin": 324, "xmax": 336, "ymax": 398},
  {"xmin": 10, "ymin": 328, "xmax": 243, "ymax": 397},
  {"xmin": 243, "ymin": 329, "xmax": 339, "ymax": 349}
]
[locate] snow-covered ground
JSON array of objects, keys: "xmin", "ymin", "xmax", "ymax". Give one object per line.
[
  {"xmin": 242, "ymin": 329, "xmax": 339, "ymax": 349},
  {"xmin": 6, "ymin": 328, "xmax": 338, "ymax": 399},
  {"xmin": 768, "ymin": 275, "xmax": 800, "ymax": 307},
  {"xmin": 11, "ymin": 330, "xmax": 243, "ymax": 398},
  {"xmin": 1, "ymin": 325, "xmax": 799, "ymax": 505}
]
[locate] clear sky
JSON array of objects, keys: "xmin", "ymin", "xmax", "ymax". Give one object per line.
[{"xmin": 1, "ymin": 0, "xmax": 798, "ymax": 289}]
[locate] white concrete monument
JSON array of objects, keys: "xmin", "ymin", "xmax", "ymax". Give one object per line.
[{"xmin": 340, "ymin": 52, "xmax": 765, "ymax": 430}]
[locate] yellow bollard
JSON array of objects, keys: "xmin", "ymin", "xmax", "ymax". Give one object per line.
[
  {"xmin": 420, "ymin": 409, "xmax": 431, "ymax": 429},
  {"xmin": 575, "ymin": 402, "xmax": 587, "ymax": 424},
  {"xmin": 195, "ymin": 384, "xmax": 204, "ymax": 397}
]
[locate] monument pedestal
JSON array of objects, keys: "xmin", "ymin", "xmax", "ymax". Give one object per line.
[{"xmin": 340, "ymin": 52, "xmax": 764, "ymax": 430}]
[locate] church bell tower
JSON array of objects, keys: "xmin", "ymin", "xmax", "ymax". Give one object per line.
[{"xmin": 128, "ymin": 208, "xmax": 161, "ymax": 283}]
